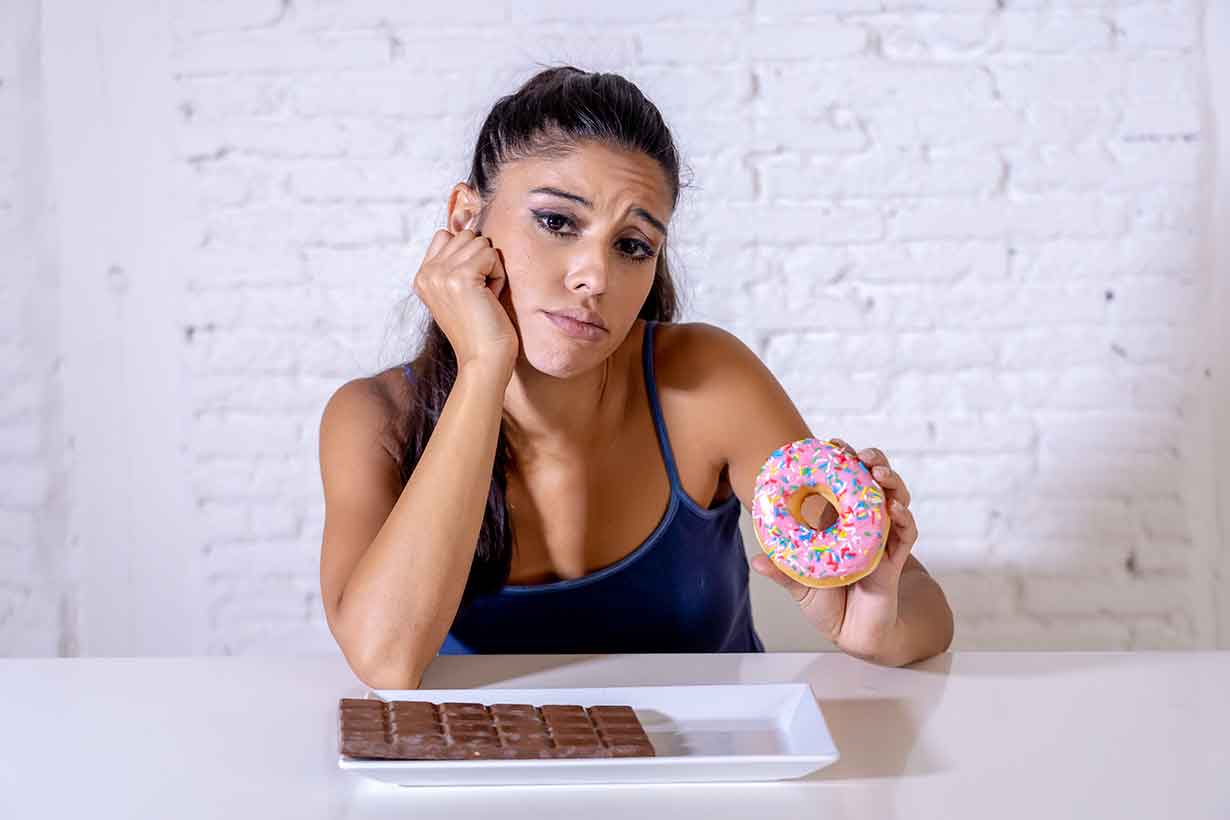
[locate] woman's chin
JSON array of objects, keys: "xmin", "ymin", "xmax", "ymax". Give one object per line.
[{"xmin": 519, "ymin": 338, "xmax": 608, "ymax": 379}]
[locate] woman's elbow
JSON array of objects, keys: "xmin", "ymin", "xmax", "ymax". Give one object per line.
[
  {"xmin": 345, "ymin": 638, "xmax": 426, "ymax": 690},
  {"xmin": 353, "ymin": 658, "xmax": 424, "ymax": 690},
  {"xmin": 330, "ymin": 614, "xmax": 426, "ymax": 690}
]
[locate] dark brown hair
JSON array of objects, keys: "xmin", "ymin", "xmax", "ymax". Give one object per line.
[{"xmin": 397, "ymin": 66, "xmax": 687, "ymax": 608}]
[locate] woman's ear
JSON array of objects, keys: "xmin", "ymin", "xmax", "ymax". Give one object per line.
[{"xmin": 446, "ymin": 183, "xmax": 483, "ymax": 234}]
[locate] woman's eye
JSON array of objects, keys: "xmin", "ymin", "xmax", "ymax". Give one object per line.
[
  {"xmin": 533, "ymin": 211, "xmax": 656, "ymax": 262},
  {"xmin": 619, "ymin": 239, "xmax": 656, "ymax": 260},
  {"xmin": 535, "ymin": 212, "xmax": 573, "ymax": 234}
]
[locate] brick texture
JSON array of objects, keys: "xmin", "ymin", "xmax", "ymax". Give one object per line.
[
  {"xmin": 1, "ymin": 0, "xmax": 1221, "ymax": 655},
  {"xmin": 0, "ymin": 0, "xmax": 61, "ymax": 655}
]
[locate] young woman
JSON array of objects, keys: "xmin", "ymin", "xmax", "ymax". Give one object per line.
[{"xmin": 318, "ymin": 67, "xmax": 954, "ymax": 689}]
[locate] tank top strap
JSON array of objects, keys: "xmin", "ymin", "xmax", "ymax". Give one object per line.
[{"xmin": 641, "ymin": 320, "xmax": 684, "ymax": 492}]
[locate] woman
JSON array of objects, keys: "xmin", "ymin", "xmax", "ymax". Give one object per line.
[{"xmin": 318, "ymin": 66, "xmax": 953, "ymax": 689}]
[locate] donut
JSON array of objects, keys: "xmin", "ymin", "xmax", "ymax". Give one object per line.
[{"xmin": 751, "ymin": 438, "xmax": 890, "ymax": 588}]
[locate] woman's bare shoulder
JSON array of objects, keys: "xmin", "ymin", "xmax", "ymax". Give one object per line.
[
  {"xmin": 347, "ymin": 365, "xmax": 416, "ymax": 463},
  {"xmin": 651, "ymin": 320, "xmax": 757, "ymax": 394},
  {"xmin": 648, "ymin": 321, "xmax": 756, "ymax": 447},
  {"xmin": 652, "ymin": 320, "xmax": 810, "ymax": 501},
  {"xmin": 368, "ymin": 364, "xmax": 413, "ymax": 404}
]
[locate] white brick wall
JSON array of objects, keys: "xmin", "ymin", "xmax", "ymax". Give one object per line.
[
  {"xmin": 2, "ymin": 0, "xmax": 1225, "ymax": 656},
  {"xmin": 0, "ymin": 0, "xmax": 62, "ymax": 655}
]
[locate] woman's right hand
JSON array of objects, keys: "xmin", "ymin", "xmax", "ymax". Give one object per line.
[{"xmin": 413, "ymin": 228, "xmax": 520, "ymax": 377}]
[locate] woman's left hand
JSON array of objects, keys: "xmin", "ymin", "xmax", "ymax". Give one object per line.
[{"xmin": 749, "ymin": 439, "xmax": 920, "ymax": 663}]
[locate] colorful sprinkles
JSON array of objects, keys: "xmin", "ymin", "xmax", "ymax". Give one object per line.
[{"xmin": 751, "ymin": 438, "xmax": 889, "ymax": 586}]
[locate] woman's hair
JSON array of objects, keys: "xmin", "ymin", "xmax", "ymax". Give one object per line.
[{"xmin": 393, "ymin": 66, "xmax": 687, "ymax": 609}]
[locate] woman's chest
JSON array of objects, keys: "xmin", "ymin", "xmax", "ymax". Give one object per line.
[{"xmin": 504, "ymin": 401, "xmax": 734, "ymax": 585}]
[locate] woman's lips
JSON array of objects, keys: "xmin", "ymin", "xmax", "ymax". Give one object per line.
[{"xmin": 544, "ymin": 311, "xmax": 607, "ymax": 341}]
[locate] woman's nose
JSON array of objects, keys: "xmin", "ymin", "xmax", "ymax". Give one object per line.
[{"xmin": 564, "ymin": 245, "xmax": 609, "ymax": 295}]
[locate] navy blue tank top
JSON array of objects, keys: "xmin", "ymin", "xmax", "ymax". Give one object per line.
[{"xmin": 402, "ymin": 319, "xmax": 765, "ymax": 654}]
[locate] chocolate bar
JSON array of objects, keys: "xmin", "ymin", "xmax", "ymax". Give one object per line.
[{"xmin": 338, "ymin": 698, "xmax": 656, "ymax": 760}]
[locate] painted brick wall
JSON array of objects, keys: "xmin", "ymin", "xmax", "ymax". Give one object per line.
[
  {"xmin": 1, "ymin": 0, "xmax": 1220, "ymax": 655},
  {"xmin": 0, "ymin": 0, "xmax": 62, "ymax": 655}
]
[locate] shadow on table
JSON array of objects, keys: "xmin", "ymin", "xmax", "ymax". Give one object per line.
[
  {"xmin": 802, "ymin": 652, "xmax": 953, "ymax": 782},
  {"xmin": 804, "ymin": 696, "xmax": 946, "ymax": 781},
  {"xmin": 907, "ymin": 650, "xmax": 1164, "ymax": 678}
]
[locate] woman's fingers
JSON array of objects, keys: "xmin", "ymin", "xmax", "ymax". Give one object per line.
[
  {"xmin": 485, "ymin": 246, "xmax": 508, "ymax": 297},
  {"xmin": 831, "ymin": 439, "xmax": 910, "ymax": 507},
  {"xmin": 437, "ymin": 228, "xmax": 485, "ymax": 262},
  {"xmin": 453, "ymin": 232, "xmax": 496, "ymax": 265},
  {"xmin": 423, "ymin": 229, "xmax": 453, "ymax": 263},
  {"xmin": 885, "ymin": 500, "xmax": 918, "ymax": 565},
  {"xmin": 857, "ymin": 446, "xmax": 890, "ymax": 469},
  {"xmin": 833, "ymin": 439, "xmax": 889, "ymax": 472},
  {"xmin": 871, "ymin": 464, "xmax": 911, "ymax": 507},
  {"xmin": 412, "ymin": 225, "xmax": 521, "ymax": 372},
  {"xmin": 750, "ymin": 555, "xmax": 812, "ymax": 605}
]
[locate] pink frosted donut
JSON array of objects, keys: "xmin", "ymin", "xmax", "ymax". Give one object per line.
[{"xmin": 751, "ymin": 438, "xmax": 890, "ymax": 588}]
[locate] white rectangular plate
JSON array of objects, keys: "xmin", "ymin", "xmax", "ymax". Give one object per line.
[{"xmin": 338, "ymin": 682, "xmax": 839, "ymax": 786}]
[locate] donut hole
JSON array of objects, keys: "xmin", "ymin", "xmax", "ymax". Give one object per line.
[
  {"xmin": 801, "ymin": 493, "xmax": 840, "ymax": 532},
  {"xmin": 787, "ymin": 488, "xmax": 840, "ymax": 533}
]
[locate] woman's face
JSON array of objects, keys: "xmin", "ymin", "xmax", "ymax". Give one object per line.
[{"xmin": 455, "ymin": 141, "xmax": 674, "ymax": 379}]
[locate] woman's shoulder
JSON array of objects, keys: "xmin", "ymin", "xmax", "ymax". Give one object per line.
[
  {"xmin": 372, "ymin": 351, "xmax": 433, "ymax": 402},
  {"xmin": 651, "ymin": 320, "xmax": 810, "ymax": 493},
  {"xmin": 346, "ymin": 363, "xmax": 418, "ymax": 463},
  {"xmin": 648, "ymin": 320, "xmax": 766, "ymax": 444},
  {"xmin": 651, "ymin": 320, "xmax": 762, "ymax": 395}
]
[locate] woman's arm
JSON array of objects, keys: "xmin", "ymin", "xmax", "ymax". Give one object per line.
[
  {"xmin": 319, "ymin": 362, "xmax": 511, "ymax": 689},
  {"xmin": 872, "ymin": 555, "xmax": 955, "ymax": 667},
  {"xmin": 664, "ymin": 322, "xmax": 954, "ymax": 666}
]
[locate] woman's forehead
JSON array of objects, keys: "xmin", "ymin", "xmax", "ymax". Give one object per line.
[{"xmin": 503, "ymin": 143, "xmax": 673, "ymax": 219}]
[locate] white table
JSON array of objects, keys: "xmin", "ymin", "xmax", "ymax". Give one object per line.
[{"xmin": 1, "ymin": 651, "xmax": 1226, "ymax": 819}]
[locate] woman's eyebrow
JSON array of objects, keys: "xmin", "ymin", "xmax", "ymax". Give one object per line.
[{"xmin": 528, "ymin": 186, "xmax": 668, "ymax": 238}]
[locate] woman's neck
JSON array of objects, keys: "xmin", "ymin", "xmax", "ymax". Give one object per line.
[{"xmin": 501, "ymin": 351, "xmax": 631, "ymax": 465}]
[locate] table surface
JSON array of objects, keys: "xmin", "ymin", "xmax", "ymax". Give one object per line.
[{"xmin": 1, "ymin": 651, "xmax": 1227, "ymax": 819}]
